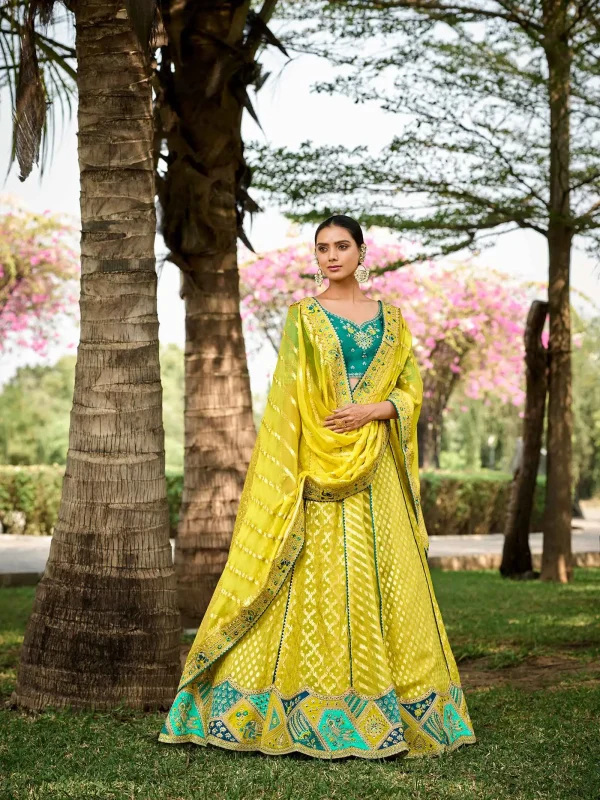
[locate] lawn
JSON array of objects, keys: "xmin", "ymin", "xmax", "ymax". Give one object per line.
[{"xmin": 1, "ymin": 570, "xmax": 599, "ymax": 800}]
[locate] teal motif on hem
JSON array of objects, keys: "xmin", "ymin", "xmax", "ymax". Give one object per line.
[
  {"xmin": 248, "ymin": 691, "xmax": 271, "ymax": 718},
  {"xmin": 375, "ymin": 689, "xmax": 401, "ymax": 725},
  {"xmin": 289, "ymin": 708, "xmax": 327, "ymax": 751},
  {"xmin": 161, "ymin": 689, "xmax": 205, "ymax": 739},
  {"xmin": 158, "ymin": 677, "xmax": 477, "ymax": 760},
  {"xmin": 318, "ymin": 709, "xmax": 370, "ymax": 751}
]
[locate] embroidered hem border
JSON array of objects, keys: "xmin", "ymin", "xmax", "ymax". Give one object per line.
[{"xmin": 158, "ymin": 677, "xmax": 477, "ymax": 760}]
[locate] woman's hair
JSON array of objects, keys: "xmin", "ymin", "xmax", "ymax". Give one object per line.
[{"xmin": 314, "ymin": 214, "xmax": 364, "ymax": 247}]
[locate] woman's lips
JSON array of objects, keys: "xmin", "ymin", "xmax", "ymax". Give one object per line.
[{"xmin": 328, "ymin": 265, "xmax": 341, "ymax": 270}]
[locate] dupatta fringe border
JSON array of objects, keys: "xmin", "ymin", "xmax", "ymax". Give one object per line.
[
  {"xmin": 386, "ymin": 393, "xmax": 422, "ymax": 525},
  {"xmin": 178, "ymin": 484, "xmax": 307, "ymax": 692}
]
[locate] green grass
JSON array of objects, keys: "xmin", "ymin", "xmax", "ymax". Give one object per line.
[
  {"xmin": 1, "ymin": 572, "xmax": 599, "ymax": 800},
  {"xmin": 433, "ymin": 568, "xmax": 600, "ymax": 668}
]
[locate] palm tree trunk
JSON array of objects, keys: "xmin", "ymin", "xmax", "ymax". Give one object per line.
[
  {"xmin": 156, "ymin": 0, "xmax": 259, "ymax": 626},
  {"xmin": 541, "ymin": 0, "xmax": 573, "ymax": 583},
  {"xmin": 13, "ymin": 0, "xmax": 180, "ymax": 711}
]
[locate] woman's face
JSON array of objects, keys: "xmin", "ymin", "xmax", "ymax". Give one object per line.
[{"xmin": 315, "ymin": 225, "xmax": 360, "ymax": 282}]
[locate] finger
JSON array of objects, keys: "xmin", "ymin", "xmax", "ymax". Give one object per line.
[
  {"xmin": 333, "ymin": 410, "xmax": 351, "ymax": 420},
  {"xmin": 332, "ymin": 404, "xmax": 352, "ymax": 414},
  {"xmin": 326, "ymin": 413, "xmax": 348, "ymax": 423}
]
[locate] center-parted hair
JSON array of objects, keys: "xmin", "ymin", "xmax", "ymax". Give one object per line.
[{"xmin": 314, "ymin": 215, "xmax": 364, "ymax": 247}]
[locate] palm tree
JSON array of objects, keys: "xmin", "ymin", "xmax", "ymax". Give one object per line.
[
  {"xmin": 154, "ymin": 0, "xmax": 284, "ymax": 626},
  {"xmin": 3, "ymin": 0, "xmax": 286, "ymax": 632},
  {"xmin": 8, "ymin": 0, "xmax": 180, "ymax": 710}
]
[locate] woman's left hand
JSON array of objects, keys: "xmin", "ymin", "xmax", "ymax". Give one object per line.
[{"xmin": 323, "ymin": 403, "xmax": 375, "ymax": 433}]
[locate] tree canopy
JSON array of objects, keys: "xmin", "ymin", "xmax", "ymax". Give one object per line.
[
  {"xmin": 0, "ymin": 345, "xmax": 185, "ymax": 472},
  {"xmin": 251, "ymin": 0, "xmax": 600, "ymax": 263}
]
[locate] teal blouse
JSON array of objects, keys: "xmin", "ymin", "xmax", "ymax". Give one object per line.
[{"xmin": 316, "ymin": 299, "xmax": 384, "ymax": 383}]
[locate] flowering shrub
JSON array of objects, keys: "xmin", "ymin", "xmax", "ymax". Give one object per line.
[
  {"xmin": 239, "ymin": 233, "xmax": 532, "ymax": 413},
  {"xmin": 0, "ymin": 197, "xmax": 80, "ymax": 357}
]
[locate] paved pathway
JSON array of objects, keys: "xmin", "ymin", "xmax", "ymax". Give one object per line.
[
  {"xmin": 429, "ymin": 528, "xmax": 599, "ymax": 557},
  {"xmin": 1, "ymin": 510, "xmax": 598, "ymax": 580}
]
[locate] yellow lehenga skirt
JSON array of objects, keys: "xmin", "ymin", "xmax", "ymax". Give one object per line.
[{"xmin": 159, "ymin": 440, "xmax": 477, "ymax": 759}]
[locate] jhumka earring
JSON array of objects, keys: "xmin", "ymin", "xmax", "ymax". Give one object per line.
[
  {"xmin": 355, "ymin": 244, "xmax": 369, "ymax": 284},
  {"xmin": 314, "ymin": 253, "xmax": 324, "ymax": 287}
]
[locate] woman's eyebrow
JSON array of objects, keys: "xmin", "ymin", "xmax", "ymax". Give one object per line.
[{"xmin": 317, "ymin": 239, "xmax": 351, "ymax": 245}]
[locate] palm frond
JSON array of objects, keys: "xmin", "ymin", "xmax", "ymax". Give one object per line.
[
  {"xmin": 0, "ymin": 1, "xmax": 76, "ymax": 181},
  {"xmin": 125, "ymin": 0, "xmax": 161, "ymax": 55},
  {"xmin": 245, "ymin": 7, "xmax": 288, "ymax": 58},
  {"xmin": 13, "ymin": 3, "xmax": 46, "ymax": 181}
]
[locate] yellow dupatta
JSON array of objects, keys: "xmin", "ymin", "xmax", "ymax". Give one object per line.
[{"xmin": 178, "ymin": 296, "xmax": 428, "ymax": 691}]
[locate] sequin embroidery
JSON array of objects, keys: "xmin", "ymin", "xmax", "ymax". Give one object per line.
[{"xmin": 314, "ymin": 299, "xmax": 384, "ymax": 380}]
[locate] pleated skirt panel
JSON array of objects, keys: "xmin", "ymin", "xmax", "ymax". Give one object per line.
[{"xmin": 158, "ymin": 443, "xmax": 477, "ymax": 759}]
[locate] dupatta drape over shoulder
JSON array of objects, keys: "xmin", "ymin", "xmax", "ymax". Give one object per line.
[{"xmin": 178, "ymin": 297, "xmax": 428, "ymax": 691}]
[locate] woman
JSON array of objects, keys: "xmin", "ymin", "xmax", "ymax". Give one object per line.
[{"xmin": 158, "ymin": 215, "xmax": 477, "ymax": 760}]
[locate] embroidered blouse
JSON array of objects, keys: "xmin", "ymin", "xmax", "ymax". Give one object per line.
[{"xmin": 316, "ymin": 299, "xmax": 384, "ymax": 381}]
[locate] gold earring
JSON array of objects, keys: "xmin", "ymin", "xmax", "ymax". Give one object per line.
[
  {"xmin": 314, "ymin": 252, "xmax": 324, "ymax": 287},
  {"xmin": 355, "ymin": 244, "xmax": 369, "ymax": 283}
]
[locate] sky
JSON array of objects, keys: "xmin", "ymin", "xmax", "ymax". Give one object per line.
[{"xmin": 1, "ymin": 24, "xmax": 599, "ymax": 395}]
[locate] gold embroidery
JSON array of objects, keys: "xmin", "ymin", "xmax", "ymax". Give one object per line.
[
  {"xmin": 353, "ymin": 305, "xmax": 409, "ymax": 404},
  {"xmin": 387, "ymin": 391, "xmax": 421, "ymax": 519},
  {"xmin": 301, "ymin": 297, "xmax": 352, "ymax": 407},
  {"xmin": 178, "ymin": 487, "xmax": 306, "ymax": 690}
]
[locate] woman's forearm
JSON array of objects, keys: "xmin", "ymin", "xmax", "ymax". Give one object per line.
[{"xmin": 365, "ymin": 400, "xmax": 398, "ymax": 421}]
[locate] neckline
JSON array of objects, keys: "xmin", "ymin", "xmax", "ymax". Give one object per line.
[
  {"xmin": 305, "ymin": 296, "xmax": 392, "ymax": 403},
  {"xmin": 314, "ymin": 298, "xmax": 383, "ymax": 328}
]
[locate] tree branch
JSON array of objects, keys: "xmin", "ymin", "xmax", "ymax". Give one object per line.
[{"xmin": 328, "ymin": 0, "xmax": 544, "ymax": 35}]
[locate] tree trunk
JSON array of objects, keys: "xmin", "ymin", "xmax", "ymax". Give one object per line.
[
  {"xmin": 541, "ymin": 1, "xmax": 573, "ymax": 583},
  {"xmin": 418, "ymin": 407, "xmax": 443, "ymax": 469},
  {"xmin": 13, "ymin": 0, "xmax": 180, "ymax": 711},
  {"xmin": 156, "ymin": 1, "xmax": 258, "ymax": 626},
  {"xmin": 500, "ymin": 300, "xmax": 548, "ymax": 578},
  {"xmin": 418, "ymin": 339, "xmax": 463, "ymax": 468}
]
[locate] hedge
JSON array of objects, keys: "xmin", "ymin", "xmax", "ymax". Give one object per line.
[
  {"xmin": 0, "ymin": 465, "xmax": 182, "ymax": 538},
  {"xmin": 0, "ymin": 464, "xmax": 545, "ymax": 538},
  {"xmin": 419, "ymin": 469, "xmax": 545, "ymax": 536}
]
